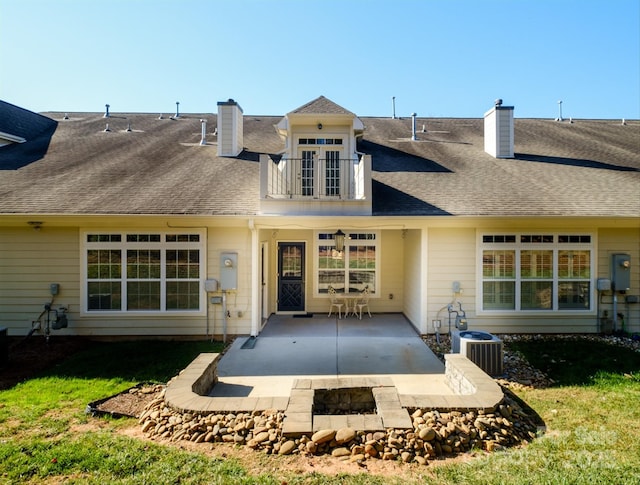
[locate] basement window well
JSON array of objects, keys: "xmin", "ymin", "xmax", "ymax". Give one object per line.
[{"xmin": 313, "ymin": 387, "xmax": 376, "ymax": 415}]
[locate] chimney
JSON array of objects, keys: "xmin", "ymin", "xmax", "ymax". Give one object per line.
[
  {"xmin": 484, "ymin": 99, "xmax": 514, "ymax": 158},
  {"xmin": 217, "ymin": 99, "xmax": 244, "ymax": 157}
]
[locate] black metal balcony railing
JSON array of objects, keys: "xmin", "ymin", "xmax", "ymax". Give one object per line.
[{"xmin": 264, "ymin": 157, "xmax": 366, "ymax": 200}]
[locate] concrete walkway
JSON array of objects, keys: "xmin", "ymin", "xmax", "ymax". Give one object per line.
[{"xmin": 210, "ymin": 314, "xmax": 452, "ymax": 398}]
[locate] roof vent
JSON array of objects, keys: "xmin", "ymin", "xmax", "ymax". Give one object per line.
[
  {"xmin": 158, "ymin": 114, "xmax": 164, "ymax": 120},
  {"xmin": 199, "ymin": 119, "xmax": 207, "ymax": 146},
  {"xmin": 104, "ymin": 104, "xmax": 110, "ymax": 118},
  {"xmin": 555, "ymin": 100, "xmax": 563, "ymax": 122},
  {"xmin": 421, "ymin": 123, "xmax": 427, "ymax": 133},
  {"xmin": 411, "ymin": 113, "xmax": 417, "ymax": 141},
  {"xmin": 63, "ymin": 113, "xmax": 69, "ymax": 120},
  {"xmin": 622, "ymin": 118, "xmax": 626, "ymax": 125},
  {"xmin": 174, "ymin": 101, "xmax": 180, "ymax": 119},
  {"xmin": 495, "ymin": 99, "xmax": 503, "ymax": 107},
  {"xmin": 126, "ymin": 122, "xmax": 132, "ymax": 132},
  {"xmin": 391, "ymin": 96, "xmax": 396, "ymax": 119},
  {"xmin": 104, "ymin": 123, "xmax": 111, "ymax": 132}
]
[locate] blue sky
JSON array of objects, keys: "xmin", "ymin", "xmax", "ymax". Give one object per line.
[{"xmin": 1, "ymin": 0, "xmax": 638, "ymax": 119}]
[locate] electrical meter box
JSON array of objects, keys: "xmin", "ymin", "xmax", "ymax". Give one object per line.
[
  {"xmin": 611, "ymin": 254, "xmax": 631, "ymax": 292},
  {"xmin": 220, "ymin": 252, "xmax": 238, "ymax": 290}
]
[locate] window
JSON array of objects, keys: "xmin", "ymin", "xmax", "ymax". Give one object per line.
[
  {"xmin": 481, "ymin": 234, "xmax": 593, "ymax": 312},
  {"xmin": 299, "ymin": 138, "xmax": 343, "ymax": 145},
  {"xmin": 325, "ymin": 150, "xmax": 340, "ymax": 196},
  {"xmin": 317, "ymin": 232, "xmax": 377, "ymax": 295},
  {"xmin": 83, "ymin": 231, "xmax": 204, "ymax": 313},
  {"xmin": 301, "ymin": 150, "xmax": 314, "ymax": 196}
]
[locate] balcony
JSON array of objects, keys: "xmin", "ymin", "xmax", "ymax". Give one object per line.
[{"xmin": 259, "ymin": 154, "xmax": 372, "ymax": 215}]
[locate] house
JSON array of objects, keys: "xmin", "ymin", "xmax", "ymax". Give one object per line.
[{"xmin": 0, "ymin": 96, "xmax": 638, "ymax": 338}]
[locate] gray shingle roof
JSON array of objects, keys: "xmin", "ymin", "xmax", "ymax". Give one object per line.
[
  {"xmin": 0, "ymin": 101, "xmax": 638, "ymax": 218},
  {"xmin": 290, "ymin": 96, "xmax": 354, "ymax": 115}
]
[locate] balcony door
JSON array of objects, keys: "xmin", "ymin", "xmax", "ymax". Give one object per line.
[{"xmin": 298, "ymin": 145, "xmax": 343, "ymax": 197}]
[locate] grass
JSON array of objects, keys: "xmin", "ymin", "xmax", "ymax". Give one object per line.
[{"xmin": 1, "ymin": 336, "xmax": 640, "ymax": 484}]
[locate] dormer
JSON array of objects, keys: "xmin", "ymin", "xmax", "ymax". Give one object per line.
[
  {"xmin": 0, "ymin": 131, "xmax": 26, "ymax": 148},
  {"xmin": 260, "ymin": 96, "xmax": 371, "ymax": 216}
]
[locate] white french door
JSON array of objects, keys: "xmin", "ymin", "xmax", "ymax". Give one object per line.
[{"xmin": 298, "ymin": 148, "xmax": 343, "ymax": 197}]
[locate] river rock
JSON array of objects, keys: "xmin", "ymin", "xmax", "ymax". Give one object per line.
[
  {"xmin": 312, "ymin": 429, "xmax": 336, "ymax": 444},
  {"xmin": 335, "ymin": 427, "xmax": 356, "ymax": 445},
  {"xmin": 331, "ymin": 447, "xmax": 351, "ymax": 458},
  {"xmin": 418, "ymin": 427, "xmax": 436, "ymax": 441},
  {"xmin": 278, "ymin": 440, "xmax": 296, "ymax": 455}
]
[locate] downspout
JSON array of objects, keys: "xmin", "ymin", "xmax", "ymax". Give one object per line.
[
  {"xmin": 222, "ymin": 291, "xmax": 227, "ymax": 343},
  {"xmin": 249, "ymin": 218, "xmax": 260, "ymax": 337}
]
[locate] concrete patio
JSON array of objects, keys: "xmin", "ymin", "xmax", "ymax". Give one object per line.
[
  {"xmin": 210, "ymin": 313, "xmax": 451, "ymax": 398},
  {"xmin": 164, "ymin": 313, "xmax": 505, "ymax": 433}
]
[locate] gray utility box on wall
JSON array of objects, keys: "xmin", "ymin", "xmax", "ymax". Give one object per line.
[
  {"xmin": 220, "ymin": 252, "xmax": 238, "ymax": 290},
  {"xmin": 611, "ymin": 254, "xmax": 631, "ymax": 292}
]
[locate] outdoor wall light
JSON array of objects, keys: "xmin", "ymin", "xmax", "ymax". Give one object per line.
[
  {"xmin": 317, "ymin": 123, "xmax": 323, "ymax": 130},
  {"xmin": 334, "ymin": 229, "xmax": 345, "ymax": 252}
]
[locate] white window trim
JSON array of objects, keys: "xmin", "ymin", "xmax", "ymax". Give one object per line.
[
  {"xmin": 80, "ymin": 229, "xmax": 206, "ymax": 317},
  {"xmin": 476, "ymin": 232, "xmax": 596, "ymax": 315},
  {"xmin": 313, "ymin": 230, "xmax": 380, "ymax": 298}
]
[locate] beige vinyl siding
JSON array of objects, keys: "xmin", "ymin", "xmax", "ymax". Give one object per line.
[
  {"xmin": 469, "ymin": 226, "xmax": 631, "ymax": 334},
  {"xmin": 0, "ymin": 227, "xmax": 79, "ymax": 335},
  {"xmin": 598, "ymin": 228, "xmax": 640, "ymax": 334},
  {"xmin": 376, "ymin": 230, "xmax": 404, "ymax": 313},
  {"xmin": 402, "ymin": 229, "xmax": 423, "ymax": 331},
  {"xmin": 206, "ymin": 226, "xmax": 253, "ymax": 336},
  {"xmin": 0, "ymin": 223, "xmax": 256, "ymax": 337},
  {"xmin": 427, "ymin": 228, "xmax": 476, "ymax": 333}
]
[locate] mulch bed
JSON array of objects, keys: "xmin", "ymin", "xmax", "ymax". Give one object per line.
[{"xmin": 87, "ymin": 384, "xmax": 164, "ymax": 418}]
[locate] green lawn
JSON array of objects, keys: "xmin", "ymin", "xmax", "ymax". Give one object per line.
[{"xmin": 1, "ymin": 337, "xmax": 639, "ymax": 484}]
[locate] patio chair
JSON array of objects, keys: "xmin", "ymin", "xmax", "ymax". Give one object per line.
[
  {"xmin": 327, "ymin": 286, "xmax": 345, "ymax": 319},
  {"xmin": 353, "ymin": 286, "xmax": 372, "ymax": 320}
]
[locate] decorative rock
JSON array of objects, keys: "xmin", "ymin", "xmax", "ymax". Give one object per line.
[
  {"xmin": 252, "ymin": 431, "xmax": 270, "ymax": 443},
  {"xmin": 350, "ymin": 453, "xmax": 365, "ymax": 463},
  {"xmin": 136, "ymin": 336, "xmax": 548, "ymax": 466},
  {"xmin": 279, "ymin": 440, "xmax": 296, "ymax": 455},
  {"xmin": 414, "ymin": 455, "xmax": 428, "ymax": 466},
  {"xmin": 418, "ymin": 427, "xmax": 436, "ymax": 441},
  {"xmin": 335, "ymin": 427, "xmax": 356, "ymax": 445},
  {"xmin": 331, "ymin": 447, "xmax": 351, "ymax": 458},
  {"xmin": 311, "ymin": 429, "xmax": 336, "ymax": 444},
  {"xmin": 364, "ymin": 444, "xmax": 378, "ymax": 457},
  {"xmin": 351, "ymin": 445, "xmax": 365, "ymax": 455}
]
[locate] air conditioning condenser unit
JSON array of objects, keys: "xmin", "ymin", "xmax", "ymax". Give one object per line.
[{"xmin": 452, "ymin": 330, "xmax": 503, "ymax": 376}]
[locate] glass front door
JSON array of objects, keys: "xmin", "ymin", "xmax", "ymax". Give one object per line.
[{"xmin": 277, "ymin": 242, "xmax": 305, "ymax": 312}]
